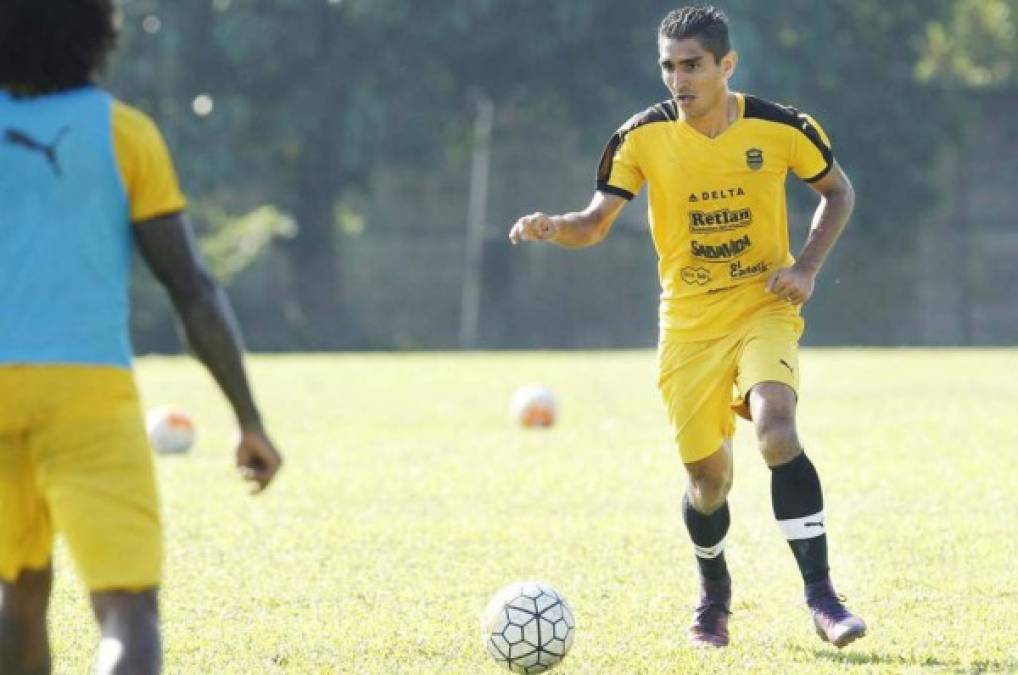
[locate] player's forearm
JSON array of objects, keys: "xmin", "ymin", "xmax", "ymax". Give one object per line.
[
  {"xmin": 796, "ymin": 184, "xmax": 855, "ymax": 274},
  {"xmin": 549, "ymin": 211, "xmax": 610, "ymax": 248},
  {"xmin": 171, "ymin": 278, "xmax": 263, "ymax": 430}
]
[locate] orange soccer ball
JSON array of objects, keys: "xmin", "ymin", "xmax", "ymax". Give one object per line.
[
  {"xmin": 510, "ymin": 385, "xmax": 558, "ymax": 428},
  {"xmin": 145, "ymin": 405, "xmax": 196, "ymax": 454}
]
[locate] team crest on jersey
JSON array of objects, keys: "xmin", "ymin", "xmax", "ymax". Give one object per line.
[{"xmin": 745, "ymin": 148, "xmax": 763, "ymax": 171}]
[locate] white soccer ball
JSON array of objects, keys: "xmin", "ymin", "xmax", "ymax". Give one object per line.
[
  {"xmin": 510, "ymin": 385, "xmax": 557, "ymax": 428},
  {"xmin": 145, "ymin": 405, "xmax": 195, "ymax": 454},
  {"xmin": 481, "ymin": 581, "xmax": 575, "ymax": 674}
]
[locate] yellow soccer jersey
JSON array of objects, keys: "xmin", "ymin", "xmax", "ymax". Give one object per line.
[
  {"xmin": 597, "ymin": 92, "xmax": 833, "ymax": 340},
  {"xmin": 111, "ymin": 100, "xmax": 187, "ymax": 222}
]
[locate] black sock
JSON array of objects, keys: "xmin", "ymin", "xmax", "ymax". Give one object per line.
[
  {"xmin": 770, "ymin": 452, "xmax": 829, "ymax": 584},
  {"xmin": 682, "ymin": 493, "xmax": 730, "ymax": 581}
]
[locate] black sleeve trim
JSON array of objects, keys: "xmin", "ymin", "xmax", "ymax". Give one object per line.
[
  {"xmin": 593, "ymin": 100, "xmax": 674, "ymax": 197},
  {"xmin": 596, "ymin": 131, "xmax": 625, "ymax": 186},
  {"xmin": 803, "ymin": 161, "xmax": 833, "ymax": 184},
  {"xmin": 743, "ymin": 94, "xmax": 834, "ymax": 172},
  {"xmin": 596, "ymin": 182, "xmax": 635, "ymax": 200}
]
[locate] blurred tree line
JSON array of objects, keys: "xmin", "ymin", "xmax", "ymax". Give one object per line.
[{"xmin": 107, "ymin": 0, "xmax": 1017, "ymax": 351}]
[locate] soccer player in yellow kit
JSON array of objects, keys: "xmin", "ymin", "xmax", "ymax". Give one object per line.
[
  {"xmin": 0, "ymin": 2, "xmax": 282, "ymax": 673},
  {"xmin": 510, "ymin": 6, "xmax": 865, "ymax": 649}
]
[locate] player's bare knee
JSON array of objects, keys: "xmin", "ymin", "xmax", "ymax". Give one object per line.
[
  {"xmin": 690, "ymin": 481, "xmax": 729, "ymax": 513},
  {"xmin": 92, "ymin": 589, "xmax": 158, "ymax": 627},
  {"xmin": 1, "ymin": 567, "xmax": 52, "ymax": 619},
  {"xmin": 91, "ymin": 591, "xmax": 160, "ymax": 675},
  {"xmin": 756, "ymin": 416, "xmax": 802, "ymax": 466},
  {"xmin": 0, "ymin": 604, "xmax": 47, "ymax": 669},
  {"xmin": 687, "ymin": 470, "xmax": 732, "ymax": 512},
  {"xmin": 0, "ymin": 569, "xmax": 53, "ymax": 675},
  {"xmin": 92, "ymin": 590, "xmax": 159, "ymax": 643},
  {"xmin": 684, "ymin": 441, "xmax": 733, "ymax": 511}
]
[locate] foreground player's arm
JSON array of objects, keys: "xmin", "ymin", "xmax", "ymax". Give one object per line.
[
  {"xmin": 134, "ymin": 213, "xmax": 282, "ymax": 492},
  {"xmin": 508, "ymin": 191, "xmax": 627, "ymax": 248},
  {"xmin": 766, "ymin": 161, "xmax": 855, "ymax": 305}
]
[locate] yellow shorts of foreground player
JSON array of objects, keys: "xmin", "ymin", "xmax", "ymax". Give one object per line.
[
  {"xmin": 658, "ymin": 310, "xmax": 804, "ymax": 464},
  {"xmin": 0, "ymin": 365, "xmax": 162, "ymax": 591}
]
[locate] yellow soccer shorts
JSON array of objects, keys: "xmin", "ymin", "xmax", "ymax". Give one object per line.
[
  {"xmin": 0, "ymin": 365, "xmax": 162, "ymax": 591},
  {"xmin": 658, "ymin": 309, "xmax": 804, "ymax": 464}
]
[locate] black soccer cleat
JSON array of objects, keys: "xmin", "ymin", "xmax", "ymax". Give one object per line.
[{"xmin": 689, "ymin": 574, "xmax": 731, "ymax": 648}]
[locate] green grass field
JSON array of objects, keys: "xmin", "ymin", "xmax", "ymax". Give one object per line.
[{"xmin": 46, "ymin": 349, "xmax": 1018, "ymax": 674}]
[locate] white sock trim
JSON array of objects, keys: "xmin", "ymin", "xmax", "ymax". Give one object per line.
[
  {"xmin": 777, "ymin": 510, "xmax": 826, "ymax": 540},
  {"xmin": 692, "ymin": 537, "xmax": 727, "ymax": 559}
]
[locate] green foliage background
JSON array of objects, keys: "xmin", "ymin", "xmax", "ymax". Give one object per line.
[{"xmin": 105, "ymin": 0, "xmax": 1017, "ymax": 350}]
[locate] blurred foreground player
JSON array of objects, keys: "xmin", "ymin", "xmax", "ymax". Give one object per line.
[{"xmin": 0, "ymin": 1, "xmax": 282, "ymax": 672}]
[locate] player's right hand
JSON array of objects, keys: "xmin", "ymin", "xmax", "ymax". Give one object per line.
[
  {"xmin": 235, "ymin": 426, "xmax": 283, "ymax": 494},
  {"xmin": 509, "ymin": 212, "xmax": 560, "ymax": 245}
]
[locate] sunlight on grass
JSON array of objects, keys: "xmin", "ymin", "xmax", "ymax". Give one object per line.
[{"xmin": 46, "ymin": 349, "xmax": 1018, "ymax": 673}]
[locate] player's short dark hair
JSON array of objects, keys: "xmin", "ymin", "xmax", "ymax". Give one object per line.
[
  {"xmin": 658, "ymin": 6, "xmax": 731, "ymax": 63},
  {"xmin": 0, "ymin": 0, "xmax": 117, "ymax": 95}
]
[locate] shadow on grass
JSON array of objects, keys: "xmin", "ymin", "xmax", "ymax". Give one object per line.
[
  {"xmin": 815, "ymin": 650, "xmax": 1018, "ymax": 673},
  {"xmin": 814, "ymin": 650, "xmax": 949, "ymax": 667}
]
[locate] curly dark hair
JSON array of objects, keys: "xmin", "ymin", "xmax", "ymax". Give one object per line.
[
  {"xmin": 658, "ymin": 5, "xmax": 731, "ymax": 64},
  {"xmin": 0, "ymin": 0, "xmax": 117, "ymax": 94}
]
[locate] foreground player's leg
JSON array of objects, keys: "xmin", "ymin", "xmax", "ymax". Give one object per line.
[
  {"xmin": 683, "ymin": 441, "xmax": 733, "ymax": 648},
  {"xmin": 750, "ymin": 382, "xmax": 866, "ymax": 648},
  {"xmin": 0, "ymin": 565, "xmax": 52, "ymax": 675},
  {"xmin": 30, "ymin": 367, "xmax": 165, "ymax": 672},
  {"xmin": 91, "ymin": 589, "xmax": 161, "ymax": 675}
]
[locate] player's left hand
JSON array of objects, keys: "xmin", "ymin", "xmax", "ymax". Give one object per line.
[
  {"xmin": 765, "ymin": 262, "xmax": 816, "ymax": 305},
  {"xmin": 235, "ymin": 426, "xmax": 283, "ymax": 494}
]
